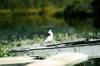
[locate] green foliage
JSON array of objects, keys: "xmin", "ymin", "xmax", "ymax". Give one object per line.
[
  {"xmin": 0, "ymin": 26, "xmax": 100, "ymax": 57},
  {"xmin": 0, "ymin": 45, "xmax": 10, "ymax": 57},
  {"xmin": 0, "ymin": 0, "xmax": 96, "ymax": 57}
]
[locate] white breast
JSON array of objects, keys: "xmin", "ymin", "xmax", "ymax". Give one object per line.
[{"xmin": 43, "ymin": 30, "xmax": 53, "ymax": 43}]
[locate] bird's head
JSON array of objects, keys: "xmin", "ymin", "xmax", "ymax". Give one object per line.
[{"xmin": 48, "ymin": 29, "xmax": 53, "ymax": 34}]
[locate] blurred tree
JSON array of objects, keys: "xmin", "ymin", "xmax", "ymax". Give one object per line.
[
  {"xmin": 63, "ymin": 0, "xmax": 93, "ymax": 27},
  {"xmin": 91, "ymin": 0, "xmax": 100, "ymax": 28},
  {"xmin": 0, "ymin": 0, "xmax": 9, "ymax": 9}
]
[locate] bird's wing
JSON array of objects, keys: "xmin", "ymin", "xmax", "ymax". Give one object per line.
[
  {"xmin": 46, "ymin": 33, "xmax": 50, "ymax": 37},
  {"xmin": 42, "ymin": 33, "xmax": 50, "ymax": 42}
]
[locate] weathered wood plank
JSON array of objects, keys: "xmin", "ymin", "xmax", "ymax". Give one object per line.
[
  {"xmin": 9, "ymin": 44, "xmax": 100, "ymax": 59},
  {"xmin": 0, "ymin": 56, "xmax": 40, "ymax": 65},
  {"xmin": 9, "ymin": 39, "xmax": 100, "ymax": 60},
  {"xmin": 9, "ymin": 39, "xmax": 100, "ymax": 52}
]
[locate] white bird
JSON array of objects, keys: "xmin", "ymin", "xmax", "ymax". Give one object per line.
[
  {"xmin": 25, "ymin": 52, "xmax": 88, "ymax": 66},
  {"xmin": 42, "ymin": 29, "xmax": 54, "ymax": 44}
]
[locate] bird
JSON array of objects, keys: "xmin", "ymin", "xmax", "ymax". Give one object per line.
[
  {"xmin": 42, "ymin": 29, "xmax": 54, "ymax": 44},
  {"xmin": 25, "ymin": 52, "xmax": 88, "ymax": 66}
]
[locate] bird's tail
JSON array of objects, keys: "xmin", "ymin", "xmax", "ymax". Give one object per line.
[{"xmin": 40, "ymin": 40, "xmax": 45, "ymax": 46}]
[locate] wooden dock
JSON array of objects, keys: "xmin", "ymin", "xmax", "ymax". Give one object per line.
[
  {"xmin": 0, "ymin": 56, "xmax": 40, "ymax": 66},
  {"xmin": 9, "ymin": 40, "xmax": 100, "ymax": 59},
  {"xmin": 0, "ymin": 39, "xmax": 100, "ymax": 66}
]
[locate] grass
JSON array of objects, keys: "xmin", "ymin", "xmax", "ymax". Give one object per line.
[{"xmin": 0, "ymin": 24, "xmax": 100, "ymax": 57}]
